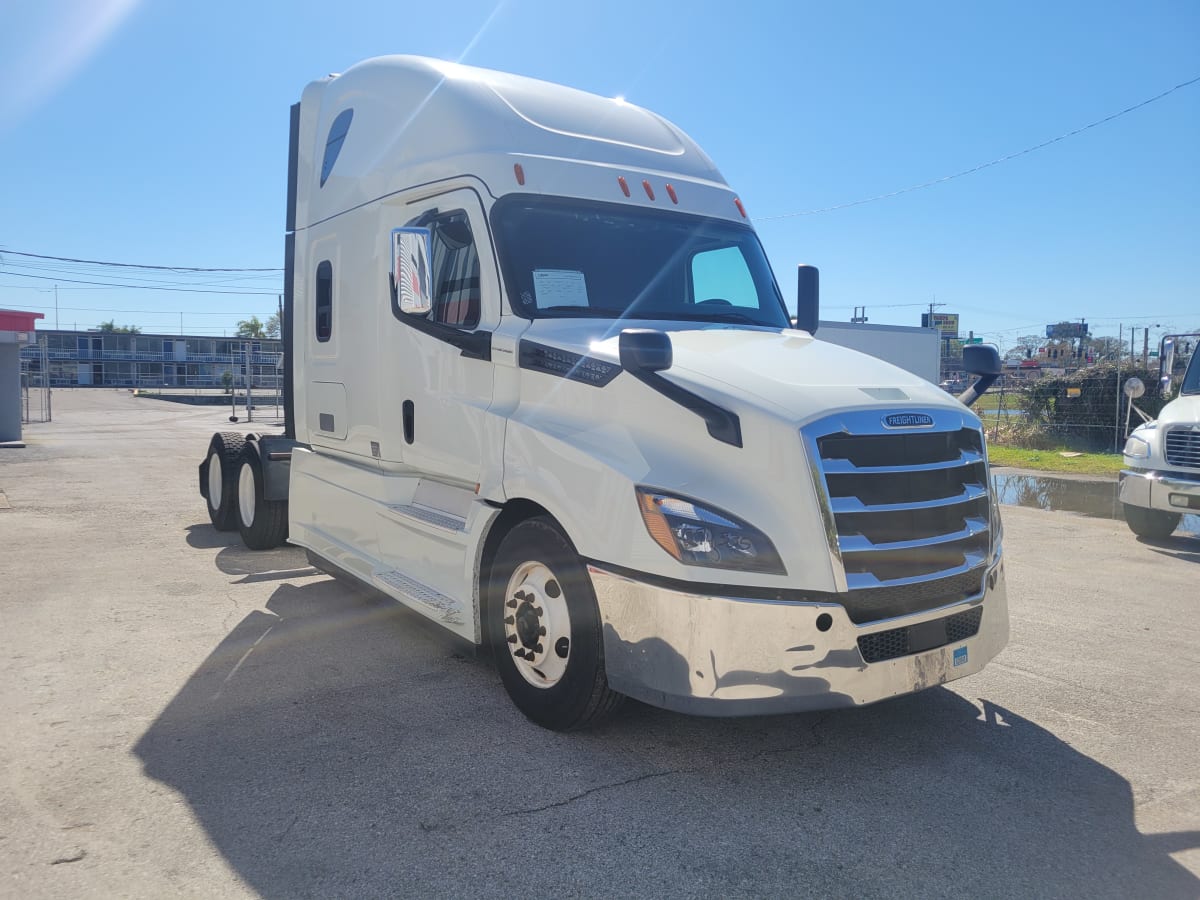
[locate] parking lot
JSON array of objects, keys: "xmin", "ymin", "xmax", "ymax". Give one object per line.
[{"xmin": 2, "ymin": 389, "xmax": 1198, "ymax": 898}]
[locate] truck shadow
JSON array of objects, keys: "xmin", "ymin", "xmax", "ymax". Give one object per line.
[
  {"xmin": 1138, "ymin": 535, "xmax": 1200, "ymax": 564},
  {"xmin": 184, "ymin": 523, "xmax": 320, "ymax": 580},
  {"xmin": 134, "ymin": 579, "xmax": 1199, "ymax": 898}
]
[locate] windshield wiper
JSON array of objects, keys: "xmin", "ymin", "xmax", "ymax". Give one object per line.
[
  {"xmin": 647, "ymin": 310, "xmax": 767, "ymax": 326},
  {"xmin": 535, "ymin": 306, "xmax": 626, "ymax": 318}
]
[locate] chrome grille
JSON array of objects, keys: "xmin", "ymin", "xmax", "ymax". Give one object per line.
[
  {"xmin": 804, "ymin": 410, "xmax": 992, "ymax": 622},
  {"xmin": 1165, "ymin": 428, "xmax": 1200, "ymax": 468}
]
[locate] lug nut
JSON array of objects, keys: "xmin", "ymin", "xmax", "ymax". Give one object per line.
[
  {"xmin": 507, "ymin": 635, "xmax": 517, "ymax": 644},
  {"xmin": 504, "ymin": 615, "xmax": 515, "ymax": 625}
]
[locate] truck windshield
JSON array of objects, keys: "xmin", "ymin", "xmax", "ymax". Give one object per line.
[
  {"xmin": 491, "ymin": 196, "xmax": 789, "ymax": 327},
  {"xmin": 1183, "ymin": 347, "xmax": 1199, "ymax": 395}
]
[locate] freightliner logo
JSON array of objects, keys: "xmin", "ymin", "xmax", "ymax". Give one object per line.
[{"xmin": 883, "ymin": 413, "xmax": 935, "ymax": 428}]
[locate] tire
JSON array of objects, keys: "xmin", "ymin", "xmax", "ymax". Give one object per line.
[
  {"xmin": 204, "ymin": 432, "xmax": 246, "ymax": 531},
  {"xmin": 488, "ymin": 517, "xmax": 623, "ymax": 731},
  {"xmin": 1122, "ymin": 503, "xmax": 1180, "ymax": 540},
  {"xmin": 235, "ymin": 446, "xmax": 289, "ymax": 550}
]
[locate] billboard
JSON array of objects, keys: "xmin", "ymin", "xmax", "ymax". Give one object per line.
[
  {"xmin": 1046, "ymin": 321, "xmax": 1088, "ymax": 339},
  {"xmin": 921, "ymin": 312, "xmax": 959, "ymax": 340}
]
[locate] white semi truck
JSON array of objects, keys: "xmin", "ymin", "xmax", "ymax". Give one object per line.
[
  {"xmin": 1120, "ymin": 334, "xmax": 1200, "ymax": 538},
  {"xmin": 199, "ymin": 56, "xmax": 1009, "ymax": 730}
]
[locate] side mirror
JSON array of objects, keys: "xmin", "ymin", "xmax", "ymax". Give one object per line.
[
  {"xmin": 1159, "ymin": 337, "xmax": 1176, "ymax": 399},
  {"xmin": 620, "ymin": 329, "xmax": 672, "ymax": 373},
  {"xmin": 391, "ymin": 227, "xmax": 433, "ymax": 316},
  {"xmin": 795, "ymin": 265, "xmax": 819, "ymax": 334},
  {"xmin": 963, "ymin": 343, "xmax": 1001, "ymax": 376},
  {"xmin": 957, "ymin": 343, "xmax": 1001, "ymax": 408}
]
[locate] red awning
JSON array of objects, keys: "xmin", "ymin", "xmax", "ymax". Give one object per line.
[{"xmin": 0, "ymin": 309, "xmax": 45, "ymax": 333}]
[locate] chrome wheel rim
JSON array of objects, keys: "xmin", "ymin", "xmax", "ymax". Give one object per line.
[
  {"xmin": 237, "ymin": 461, "xmax": 256, "ymax": 527},
  {"xmin": 503, "ymin": 561, "xmax": 571, "ymax": 689}
]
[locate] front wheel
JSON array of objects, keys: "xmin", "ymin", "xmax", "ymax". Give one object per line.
[
  {"xmin": 1122, "ymin": 503, "xmax": 1180, "ymax": 540},
  {"xmin": 488, "ymin": 517, "xmax": 622, "ymax": 731}
]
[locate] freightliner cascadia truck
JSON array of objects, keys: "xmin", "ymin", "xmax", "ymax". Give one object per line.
[{"xmin": 199, "ymin": 56, "xmax": 1009, "ymax": 730}]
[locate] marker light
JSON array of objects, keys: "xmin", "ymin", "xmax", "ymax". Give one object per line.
[
  {"xmin": 617, "ymin": 176, "xmax": 631, "ymax": 197},
  {"xmin": 665, "ymin": 183, "xmax": 678, "ymax": 204},
  {"xmin": 734, "ymin": 198, "xmax": 747, "ymax": 218},
  {"xmin": 513, "ymin": 163, "xmax": 525, "ymax": 185},
  {"xmin": 636, "ymin": 488, "xmax": 785, "ymax": 574},
  {"xmin": 642, "ymin": 180, "xmax": 655, "ymax": 201}
]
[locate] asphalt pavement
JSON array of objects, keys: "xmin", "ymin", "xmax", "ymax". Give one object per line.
[{"xmin": 2, "ymin": 389, "xmax": 1198, "ymax": 899}]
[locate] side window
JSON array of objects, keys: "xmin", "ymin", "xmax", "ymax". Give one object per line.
[
  {"xmin": 320, "ymin": 109, "xmax": 353, "ymax": 188},
  {"xmin": 315, "ymin": 260, "xmax": 333, "ymax": 342},
  {"xmin": 691, "ymin": 246, "xmax": 758, "ymax": 309},
  {"xmin": 430, "ymin": 212, "xmax": 481, "ymax": 329}
]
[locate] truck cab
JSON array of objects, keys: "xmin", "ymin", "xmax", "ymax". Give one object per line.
[
  {"xmin": 1120, "ymin": 335, "xmax": 1200, "ymax": 538},
  {"xmin": 200, "ymin": 56, "xmax": 1009, "ymax": 729}
]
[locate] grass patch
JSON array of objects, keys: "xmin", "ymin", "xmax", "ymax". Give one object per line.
[{"xmin": 987, "ymin": 445, "xmax": 1123, "ymax": 477}]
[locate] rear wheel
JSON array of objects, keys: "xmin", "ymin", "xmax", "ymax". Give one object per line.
[
  {"xmin": 488, "ymin": 517, "xmax": 622, "ymax": 731},
  {"xmin": 205, "ymin": 432, "xmax": 245, "ymax": 531},
  {"xmin": 1122, "ymin": 503, "xmax": 1180, "ymax": 540},
  {"xmin": 236, "ymin": 447, "xmax": 289, "ymax": 550}
]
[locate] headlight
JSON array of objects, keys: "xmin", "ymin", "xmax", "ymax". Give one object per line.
[
  {"xmin": 635, "ymin": 488, "xmax": 786, "ymax": 575},
  {"xmin": 1123, "ymin": 434, "xmax": 1151, "ymax": 459}
]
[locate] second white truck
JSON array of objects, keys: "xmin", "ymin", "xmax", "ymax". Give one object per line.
[
  {"xmin": 1120, "ymin": 334, "xmax": 1200, "ymax": 538},
  {"xmin": 199, "ymin": 56, "xmax": 1009, "ymax": 730}
]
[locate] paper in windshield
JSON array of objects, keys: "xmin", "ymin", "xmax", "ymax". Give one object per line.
[{"xmin": 533, "ymin": 269, "xmax": 589, "ymax": 309}]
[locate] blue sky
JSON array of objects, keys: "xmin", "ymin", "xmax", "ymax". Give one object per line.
[{"xmin": 1, "ymin": 0, "xmax": 1196, "ymax": 352}]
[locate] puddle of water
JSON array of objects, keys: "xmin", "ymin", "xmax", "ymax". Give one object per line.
[{"xmin": 992, "ymin": 472, "xmax": 1200, "ymax": 536}]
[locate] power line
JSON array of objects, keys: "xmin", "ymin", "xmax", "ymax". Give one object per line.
[
  {"xmin": 0, "ymin": 271, "xmax": 281, "ymax": 295},
  {"xmin": 0, "ymin": 248, "xmax": 282, "ymax": 272},
  {"xmin": 759, "ymin": 73, "xmax": 1200, "ymax": 220},
  {"xmin": 12, "ymin": 302, "xmax": 272, "ymax": 316}
]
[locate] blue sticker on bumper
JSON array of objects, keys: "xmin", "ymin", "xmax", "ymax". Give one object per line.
[{"xmin": 953, "ymin": 646, "xmax": 968, "ymax": 667}]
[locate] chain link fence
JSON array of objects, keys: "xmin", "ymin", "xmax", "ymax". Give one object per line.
[
  {"xmin": 132, "ymin": 347, "xmax": 285, "ymax": 426},
  {"xmin": 19, "ymin": 338, "xmax": 51, "ymax": 424},
  {"xmin": 978, "ymin": 348, "xmax": 1194, "ymax": 451}
]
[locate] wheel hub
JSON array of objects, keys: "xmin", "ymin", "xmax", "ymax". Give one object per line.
[
  {"xmin": 502, "ymin": 564, "xmax": 571, "ymax": 689},
  {"xmin": 513, "ymin": 595, "xmax": 543, "ymax": 650}
]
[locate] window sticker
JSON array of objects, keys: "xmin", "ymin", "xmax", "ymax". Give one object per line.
[{"xmin": 533, "ymin": 269, "xmax": 589, "ymax": 309}]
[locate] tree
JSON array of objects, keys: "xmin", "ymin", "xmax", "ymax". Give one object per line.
[
  {"xmin": 265, "ymin": 312, "xmax": 281, "ymax": 339},
  {"xmin": 1006, "ymin": 334, "xmax": 1043, "ymax": 361},
  {"xmin": 236, "ymin": 316, "xmax": 266, "ymax": 338},
  {"xmin": 1086, "ymin": 336, "xmax": 1124, "ymax": 362},
  {"xmin": 97, "ymin": 320, "xmax": 141, "ymax": 334}
]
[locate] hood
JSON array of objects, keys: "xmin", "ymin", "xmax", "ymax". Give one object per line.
[
  {"xmin": 1159, "ymin": 392, "xmax": 1200, "ymax": 429},
  {"xmin": 521, "ymin": 320, "xmax": 962, "ymax": 422}
]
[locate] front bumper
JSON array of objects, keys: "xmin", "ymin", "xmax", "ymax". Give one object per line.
[
  {"xmin": 589, "ymin": 560, "xmax": 1009, "ymax": 716},
  {"xmin": 1119, "ymin": 468, "xmax": 1200, "ymax": 513}
]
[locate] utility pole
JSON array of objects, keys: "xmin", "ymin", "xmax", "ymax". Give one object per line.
[
  {"xmin": 54, "ymin": 284, "xmax": 59, "ymax": 330},
  {"xmin": 1114, "ymin": 324, "xmax": 1123, "ymax": 451}
]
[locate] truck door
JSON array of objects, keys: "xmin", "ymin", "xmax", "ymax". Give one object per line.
[{"xmin": 384, "ymin": 189, "xmax": 499, "ymax": 488}]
